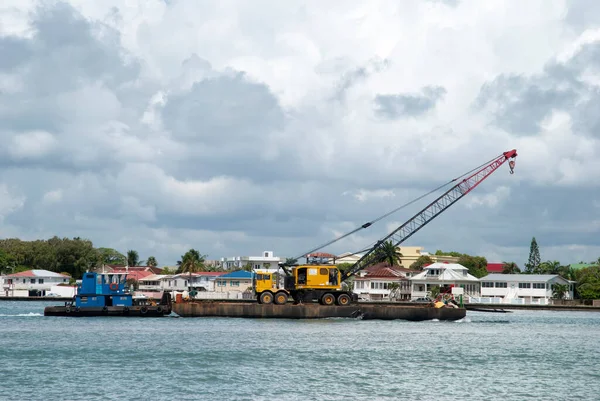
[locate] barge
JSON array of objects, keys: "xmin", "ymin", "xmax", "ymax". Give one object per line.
[
  {"xmin": 172, "ymin": 301, "xmax": 466, "ymax": 321},
  {"xmin": 44, "ymin": 271, "xmax": 172, "ymax": 317}
]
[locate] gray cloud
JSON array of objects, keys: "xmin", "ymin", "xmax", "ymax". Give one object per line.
[
  {"xmin": 564, "ymin": 0, "xmax": 600, "ymax": 31},
  {"xmin": 332, "ymin": 57, "xmax": 390, "ymax": 101},
  {"xmin": 162, "ymin": 72, "xmax": 285, "ymax": 144},
  {"xmin": 374, "ymin": 86, "xmax": 446, "ymax": 119},
  {"xmin": 474, "ymin": 41, "xmax": 600, "ymax": 137}
]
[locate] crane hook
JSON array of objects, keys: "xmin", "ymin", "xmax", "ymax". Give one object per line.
[{"xmin": 509, "ymin": 159, "xmax": 515, "ymax": 174}]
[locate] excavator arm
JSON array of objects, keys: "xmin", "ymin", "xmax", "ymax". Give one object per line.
[{"xmin": 340, "ymin": 149, "xmax": 517, "ymax": 282}]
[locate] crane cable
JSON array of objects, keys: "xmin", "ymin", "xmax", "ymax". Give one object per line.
[{"xmin": 289, "ymin": 153, "xmax": 504, "ymax": 262}]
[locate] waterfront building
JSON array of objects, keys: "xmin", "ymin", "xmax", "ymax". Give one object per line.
[
  {"xmin": 214, "ymin": 270, "xmax": 254, "ymax": 294},
  {"xmin": 478, "ymin": 274, "xmax": 574, "ymax": 304},
  {"xmin": 221, "ymin": 251, "xmax": 280, "ymax": 271},
  {"xmin": 409, "ymin": 262, "xmax": 481, "ymax": 300},
  {"xmin": 1, "ymin": 269, "xmax": 72, "ymax": 297},
  {"xmin": 352, "ymin": 264, "xmax": 416, "ymax": 301}
]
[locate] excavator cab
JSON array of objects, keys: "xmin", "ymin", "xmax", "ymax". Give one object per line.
[{"xmin": 287, "ymin": 265, "xmax": 341, "ymax": 290}]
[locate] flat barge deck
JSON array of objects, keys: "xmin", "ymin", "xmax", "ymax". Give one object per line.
[{"xmin": 172, "ymin": 301, "xmax": 466, "ymax": 321}]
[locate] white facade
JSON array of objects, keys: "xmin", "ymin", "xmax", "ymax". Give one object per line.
[
  {"xmin": 2, "ymin": 270, "xmax": 71, "ymax": 297},
  {"xmin": 409, "ymin": 263, "xmax": 480, "ymax": 300},
  {"xmin": 353, "ymin": 266, "xmax": 413, "ymax": 301},
  {"xmin": 221, "ymin": 251, "xmax": 280, "ymax": 271},
  {"xmin": 478, "ymin": 274, "xmax": 574, "ymax": 304}
]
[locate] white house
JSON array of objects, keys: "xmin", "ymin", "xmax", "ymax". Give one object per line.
[
  {"xmin": 478, "ymin": 274, "xmax": 574, "ymax": 305},
  {"xmin": 2, "ymin": 270, "xmax": 72, "ymax": 297},
  {"xmin": 409, "ymin": 262, "xmax": 480, "ymax": 300},
  {"xmin": 221, "ymin": 251, "xmax": 280, "ymax": 271},
  {"xmin": 353, "ymin": 264, "xmax": 415, "ymax": 301}
]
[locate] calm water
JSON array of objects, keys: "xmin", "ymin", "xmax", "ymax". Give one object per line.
[{"xmin": 1, "ymin": 301, "xmax": 599, "ymax": 401}]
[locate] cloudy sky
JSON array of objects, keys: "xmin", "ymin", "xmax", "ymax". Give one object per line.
[{"xmin": 1, "ymin": 0, "xmax": 599, "ymax": 267}]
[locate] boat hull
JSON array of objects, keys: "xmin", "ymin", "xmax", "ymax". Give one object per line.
[
  {"xmin": 43, "ymin": 305, "xmax": 171, "ymax": 317},
  {"xmin": 172, "ymin": 301, "xmax": 466, "ymax": 321}
]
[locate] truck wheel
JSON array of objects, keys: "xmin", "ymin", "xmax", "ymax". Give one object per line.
[
  {"xmin": 337, "ymin": 294, "xmax": 351, "ymax": 306},
  {"xmin": 274, "ymin": 292, "xmax": 288, "ymax": 305},
  {"xmin": 260, "ymin": 292, "xmax": 273, "ymax": 304},
  {"xmin": 321, "ymin": 293, "xmax": 335, "ymax": 306}
]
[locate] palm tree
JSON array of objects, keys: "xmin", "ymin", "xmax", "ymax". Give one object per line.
[
  {"xmin": 502, "ymin": 262, "xmax": 520, "ymax": 274},
  {"xmin": 146, "ymin": 256, "xmax": 158, "ymax": 267},
  {"xmin": 552, "ymin": 283, "xmax": 568, "ymax": 300},
  {"xmin": 126, "ymin": 250, "xmax": 139, "ymax": 267},
  {"xmin": 374, "ymin": 241, "xmax": 403, "ymax": 266},
  {"xmin": 177, "ymin": 249, "xmax": 207, "ymax": 273},
  {"xmin": 177, "ymin": 249, "xmax": 207, "ymax": 293},
  {"xmin": 540, "ymin": 260, "xmax": 561, "ymax": 274}
]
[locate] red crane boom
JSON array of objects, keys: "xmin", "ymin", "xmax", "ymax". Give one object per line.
[{"xmin": 341, "ymin": 149, "xmax": 517, "ymax": 282}]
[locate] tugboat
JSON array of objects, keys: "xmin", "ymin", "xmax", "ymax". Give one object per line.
[{"xmin": 44, "ymin": 271, "xmax": 171, "ymax": 317}]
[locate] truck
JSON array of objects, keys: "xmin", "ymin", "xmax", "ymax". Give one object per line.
[
  {"xmin": 252, "ymin": 149, "xmax": 518, "ymax": 306},
  {"xmin": 253, "ymin": 264, "xmax": 357, "ymax": 305}
]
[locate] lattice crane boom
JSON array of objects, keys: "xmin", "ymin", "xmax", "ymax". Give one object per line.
[{"xmin": 340, "ymin": 149, "xmax": 517, "ymax": 282}]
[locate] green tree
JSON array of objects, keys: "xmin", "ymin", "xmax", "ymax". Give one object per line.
[
  {"xmin": 176, "ymin": 249, "xmax": 207, "ymax": 274},
  {"xmin": 97, "ymin": 248, "xmax": 126, "ymax": 265},
  {"xmin": 502, "ymin": 261, "xmax": 521, "ymax": 274},
  {"xmin": 161, "ymin": 266, "xmax": 176, "ymax": 274},
  {"xmin": 242, "ymin": 262, "xmax": 253, "ymax": 272},
  {"xmin": 539, "ymin": 260, "xmax": 561, "ymax": 274},
  {"xmin": 575, "ymin": 266, "xmax": 600, "ymax": 299},
  {"xmin": 373, "ymin": 241, "xmax": 403, "ymax": 266},
  {"xmin": 551, "ymin": 283, "xmax": 568, "ymax": 300},
  {"xmin": 524, "ymin": 237, "xmax": 541, "ymax": 274},
  {"xmin": 127, "ymin": 250, "xmax": 139, "ymax": 267},
  {"xmin": 146, "ymin": 256, "xmax": 158, "ymax": 267},
  {"xmin": 410, "ymin": 255, "xmax": 434, "ymax": 271},
  {"xmin": 458, "ymin": 255, "xmax": 488, "ymax": 278},
  {"xmin": 284, "ymin": 257, "xmax": 298, "ymax": 266}
]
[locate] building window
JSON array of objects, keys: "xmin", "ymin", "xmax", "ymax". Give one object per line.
[
  {"xmin": 38, "ymin": 279, "xmax": 44, "ymax": 284},
  {"xmin": 532, "ymin": 283, "xmax": 545, "ymax": 289},
  {"xmin": 217, "ymin": 281, "xmax": 225, "ymax": 287},
  {"xmin": 482, "ymin": 282, "xmax": 494, "ymax": 288},
  {"xmin": 495, "ymin": 282, "xmax": 507, "ymax": 288},
  {"xmin": 231, "ymin": 281, "xmax": 240, "ymax": 287},
  {"xmin": 518, "ymin": 282, "xmax": 531, "ymax": 289},
  {"xmin": 30, "ymin": 279, "xmax": 36, "ymax": 284}
]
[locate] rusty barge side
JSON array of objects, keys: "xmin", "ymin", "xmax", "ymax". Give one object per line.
[{"xmin": 172, "ymin": 302, "xmax": 466, "ymax": 321}]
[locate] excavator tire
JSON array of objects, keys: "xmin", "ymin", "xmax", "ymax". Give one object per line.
[
  {"xmin": 321, "ymin": 293, "xmax": 335, "ymax": 306},
  {"xmin": 260, "ymin": 292, "xmax": 273, "ymax": 304},
  {"xmin": 336, "ymin": 294, "xmax": 351, "ymax": 306},
  {"xmin": 274, "ymin": 292, "xmax": 288, "ymax": 305}
]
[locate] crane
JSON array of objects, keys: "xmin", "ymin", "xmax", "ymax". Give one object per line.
[{"xmin": 252, "ymin": 149, "xmax": 518, "ymax": 306}]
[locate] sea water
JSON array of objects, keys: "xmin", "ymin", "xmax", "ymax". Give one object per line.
[{"xmin": 1, "ymin": 301, "xmax": 599, "ymax": 401}]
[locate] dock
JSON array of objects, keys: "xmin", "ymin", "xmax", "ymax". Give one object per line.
[{"xmin": 172, "ymin": 301, "xmax": 466, "ymax": 321}]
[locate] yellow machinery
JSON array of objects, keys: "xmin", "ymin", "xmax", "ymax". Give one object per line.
[{"xmin": 253, "ymin": 265, "xmax": 357, "ymax": 306}]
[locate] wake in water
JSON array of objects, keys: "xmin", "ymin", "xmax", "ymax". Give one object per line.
[{"xmin": 0, "ymin": 312, "xmax": 43, "ymax": 317}]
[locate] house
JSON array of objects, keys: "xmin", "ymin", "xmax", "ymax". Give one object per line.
[
  {"xmin": 479, "ymin": 274, "xmax": 574, "ymax": 305},
  {"xmin": 334, "ymin": 252, "xmax": 364, "ymax": 265},
  {"xmin": 214, "ymin": 270, "xmax": 254, "ymax": 293},
  {"xmin": 409, "ymin": 262, "xmax": 480, "ymax": 300},
  {"xmin": 2, "ymin": 270, "xmax": 72, "ymax": 297},
  {"xmin": 352, "ymin": 263, "xmax": 416, "ymax": 301},
  {"xmin": 221, "ymin": 251, "xmax": 280, "ymax": 271}
]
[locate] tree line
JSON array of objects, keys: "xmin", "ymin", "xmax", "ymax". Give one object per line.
[{"xmin": 0, "ymin": 237, "xmax": 162, "ymax": 279}]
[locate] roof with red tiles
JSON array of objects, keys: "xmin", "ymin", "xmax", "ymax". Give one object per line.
[
  {"xmin": 487, "ymin": 263, "xmax": 504, "ymax": 273},
  {"xmin": 7, "ymin": 269, "xmax": 70, "ymax": 278},
  {"xmin": 120, "ymin": 270, "xmax": 154, "ymax": 281},
  {"xmin": 355, "ymin": 263, "xmax": 412, "ymax": 280},
  {"xmin": 105, "ymin": 265, "xmax": 163, "ymax": 274}
]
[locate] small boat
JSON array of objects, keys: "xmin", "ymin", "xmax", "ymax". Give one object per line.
[{"xmin": 44, "ymin": 271, "xmax": 172, "ymax": 317}]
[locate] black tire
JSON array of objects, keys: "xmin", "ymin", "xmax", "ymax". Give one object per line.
[
  {"xmin": 102, "ymin": 306, "xmax": 108, "ymax": 312},
  {"xmin": 274, "ymin": 292, "xmax": 288, "ymax": 305},
  {"xmin": 337, "ymin": 294, "xmax": 351, "ymax": 306},
  {"xmin": 321, "ymin": 293, "xmax": 335, "ymax": 306},
  {"xmin": 260, "ymin": 292, "xmax": 273, "ymax": 304},
  {"xmin": 140, "ymin": 306, "xmax": 148, "ymax": 315},
  {"xmin": 157, "ymin": 306, "xmax": 163, "ymax": 314},
  {"xmin": 65, "ymin": 306, "xmax": 71, "ymax": 314}
]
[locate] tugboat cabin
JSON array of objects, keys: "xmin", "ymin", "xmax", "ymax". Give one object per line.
[{"xmin": 76, "ymin": 272, "xmax": 133, "ymax": 308}]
